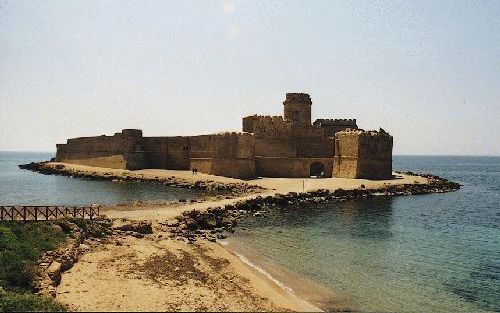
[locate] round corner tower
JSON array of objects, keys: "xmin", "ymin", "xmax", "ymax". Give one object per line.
[{"xmin": 283, "ymin": 93, "xmax": 312, "ymax": 125}]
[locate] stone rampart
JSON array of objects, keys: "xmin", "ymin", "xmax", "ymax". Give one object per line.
[
  {"xmin": 55, "ymin": 130, "xmax": 145, "ymax": 170},
  {"xmin": 313, "ymin": 119, "xmax": 358, "ymax": 137},
  {"xmin": 255, "ymin": 157, "xmax": 333, "ymax": 178},
  {"xmin": 333, "ymin": 130, "xmax": 393, "ymax": 179},
  {"xmin": 252, "ymin": 116, "xmax": 292, "ymax": 138},
  {"xmin": 189, "ymin": 133, "xmax": 256, "ymax": 178}
]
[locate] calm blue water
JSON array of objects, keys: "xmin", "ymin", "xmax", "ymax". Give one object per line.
[
  {"xmin": 0, "ymin": 152, "xmax": 204, "ymax": 206},
  {"xmin": 231, "ymin": 156, "xmax": 500, "ymax": 312}
]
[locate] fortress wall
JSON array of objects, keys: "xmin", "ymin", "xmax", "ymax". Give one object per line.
[
  {"xmin": 254, "ymin": 138, "xmax": 296, "ymax": 157},
  {"xmin": 140, "ymin": 133, "xmax": 256, "ymax": 177},
  {"xmin": 189, "ymin": 158, "xmax": 212, "ymax": 173},
  {"xmin": 356, "ymin": 134, "xmax": 393, "ymax": 179},
  {"xmin": 191, "ymin": 158, "xmax": 256, "ymax": 179},
  {"xmin": 190, "ymin": 133, "xmax": 256, "ymax": 179},
  {"xmin": 290, "ymin": 125, "xmax": 325, "ymax": 138},
  {"xmin": 333, "ymin": 130, "xmax": 392, "ymax": 179},
  {"xmin": 313, "ymin": 119, "xmax": 358, "ymax": 137},
  {"xmin": 255, "ymin": 157, "xmax": 332, "ymax": 178},
  {"xmin": 189, "ymin": 135, "xmax": 213, "ymax": 158},
  {"xmin": 164, "ymin": 137, "xmax": 190, "ymax": 170},
  {"xmin": 56, "ymin": 134, "xmax": 127, "ymax": 169},
  {"xmin": 252, "ymin": 118, "xmax": 292, "ymax": 138},
  {"xmin": 211, "ymin": 133, "xmax": 255, "ymax": 159},
  {"xmin": 333, "ymin": 132, "xmax": 360, "ymax": 179},
  {"xmin": 242, "ymin": 115, "xmax": 259, "ymax": 133},
  {"xmin": 57, "ymin": 154, "xmax": 127, "ymax": 169},
  {"xmin": 294, "ymin": 137, "xmax": 334, "ymax": 158},
  {"xmin": 141, "ymin": 137, "xmax": 170, "ymax": 169},
  {"xmin": 56, "ymin": 129, "xmax": 147, "ymax": 170},
  {"xmin": 142, "ymin": 136, "xmax": 212, "ymax": 169},
  {"xmin": 211, "ymin": 158, "xmax": 255, "ymax": 179},
  {"xmin": 64, "ymin": 136, "xmax": 123, "ymax": 153}
]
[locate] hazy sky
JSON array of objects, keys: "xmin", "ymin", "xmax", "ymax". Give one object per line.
[{"xmin": 1, "ymin": 0, "xmax": 499, "ymax": 155}]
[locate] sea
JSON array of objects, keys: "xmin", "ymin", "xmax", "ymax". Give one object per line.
[
  {"xmin": 0, "ymin": 151, "xmax": 204, "ymax": 205},
  {"xmin": 229, "ymin": 155, "xmax": 500, "ymax": 312},
  {"xmin": 0, "ymin": 152, "xmax": 498, "ymax": 312}
]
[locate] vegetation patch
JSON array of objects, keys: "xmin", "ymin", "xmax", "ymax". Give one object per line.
[
  {"xmin": 0, "ymin": 290, "xmax": 66, "ymax": 312},
  {"xmin": 0, "ymin": 221, "xmax": 69, "ymax": 311}
]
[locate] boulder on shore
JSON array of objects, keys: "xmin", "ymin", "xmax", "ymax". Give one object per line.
[{"xmin": 46, "ymin": 261, "xmax": 62, "ymax": 285}]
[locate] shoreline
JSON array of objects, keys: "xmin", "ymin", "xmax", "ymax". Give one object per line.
[
  {"xmin": 228, "ymin": 247, "xmax": 323, "ymax": 312},
  {"xmin": 223, "ymin": 239, "xmax": 355, "ymax": 312},
  {"xmin": 17, "ymin": 161, "xmax": 461, "ymax": 311},
  {"xmin": 18, "ymin": 161, "xmax": 266, "ymax": 196}
]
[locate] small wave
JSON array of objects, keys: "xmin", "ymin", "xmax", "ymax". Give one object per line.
[{"xmin": 230, "ymin": 248, "xmax": 322, "ymax": 312}]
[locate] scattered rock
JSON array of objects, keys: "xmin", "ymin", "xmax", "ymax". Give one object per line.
[
  {"xmin": 114, "ymin": 221, "xmax": 153, "ymax": 234},
  {"xmin": 47, "ymin": 261, "xmax": 62, "ymax": 285}
]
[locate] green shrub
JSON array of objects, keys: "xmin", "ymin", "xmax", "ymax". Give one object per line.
[
  {"xmin": 0, "ymin": 290, "xmax": 67, "ymax": 312},
  {"xmin": 0, "ymin": 222, "xmax": 66, "ymax": 290},
  {"xmin": 0, "ymin": 222, "xmax": 69, "ymax": 311}
]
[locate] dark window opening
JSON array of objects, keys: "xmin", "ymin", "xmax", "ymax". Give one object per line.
[{"xmin": 310, "ymin": 162, "xmax": 325, "ymax": 177}]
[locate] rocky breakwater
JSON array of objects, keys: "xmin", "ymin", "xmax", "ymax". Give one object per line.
[
  {"xmin": 160, "ymin": 207, "xmax": 243, "ymax": 244},
  {"xmin": 165, "ymin": 173, "xmax": 461, "ymax": 243},
  {"xmin": 19, "ymin": 161, "xmax": 265, "ymax": 196},
  {"xmin": 34, "ymin": 218, "xmax": 156, "ymax": 298}
]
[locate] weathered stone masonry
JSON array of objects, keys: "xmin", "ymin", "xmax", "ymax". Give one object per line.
[{"xmin": 55, "ymin": 93, "xmax": 393, "ymax": 179}]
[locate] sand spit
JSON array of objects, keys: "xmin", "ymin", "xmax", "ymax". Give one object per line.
[
  {"xmin": 20, "ymin": 162, "xmax": 460, "ymax": 312},
  {"xmin": 19, "ymin": 162, "xmax": 266, "ymax": 196}
]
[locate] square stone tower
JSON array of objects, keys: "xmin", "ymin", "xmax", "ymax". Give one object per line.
[
  {"xmin": 283, "ymin": 93, "xmax": 312, "ymax": 125},
  {"xmin": 333, "ymin": 129, "xmax": 393, "ymax": 179}
]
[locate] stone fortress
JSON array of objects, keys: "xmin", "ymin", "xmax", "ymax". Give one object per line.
[{"xmin": 55, "ymin": 93, "xmax": 393, "ymax": 179}]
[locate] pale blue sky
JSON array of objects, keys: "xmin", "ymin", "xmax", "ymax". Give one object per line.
[{"xmin": 0, "ymin": 0, "xmax": 499, "ymax": 155}]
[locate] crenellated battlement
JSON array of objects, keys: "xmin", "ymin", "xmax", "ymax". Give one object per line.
[
  {"xmin": 242, "ymin": 115, "xmax": 289, "ymax": 133},
  {"xmin": 212, "ymin": 131, "xmax": 255, "ymax": 139},
  {"xmin": 283, "ymin": 93, "xmax": 312, "ymax": 125},
  {"xmin": 283, "ymin": 93, "xmax": 312, "ymax": 105},
  {"xmin": 313, "ymin": 119, "xmax": 357, "ymax": 126},
  {"xmin": 313, "ymin": 119, "xmax": 358, "ymax": 137},
  {"xmin": 243, "ymin": 115, "xmax": 285, "ymax": 122},
  {"xmin": 336, "ymin": 129, "xmax": 392, "ymax": 138}
]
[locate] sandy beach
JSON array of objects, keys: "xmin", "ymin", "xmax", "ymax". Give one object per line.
[
  {"xmin": 42, "ymin": 162, "xmax": 431, "ymax": 312},
  {"xmin": 57, "ymin": 235, "xmax": 318, "ymax": 312}
]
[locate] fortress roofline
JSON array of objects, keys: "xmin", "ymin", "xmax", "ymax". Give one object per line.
[
  {"xmin": 336, "ymin": 128, "xmax": 392, "ymax": 137},
  {"xmin": 314, "ymin": 119, "xmax": 357, "ymax": 125},
  {"xmin": 283, "ymin": 93, "xmax": 312, "ymax": 105}
]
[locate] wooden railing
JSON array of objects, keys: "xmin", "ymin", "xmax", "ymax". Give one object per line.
[{"xmin": 0, "ymin": 206, "xmax": 100, "ymax": 222}]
